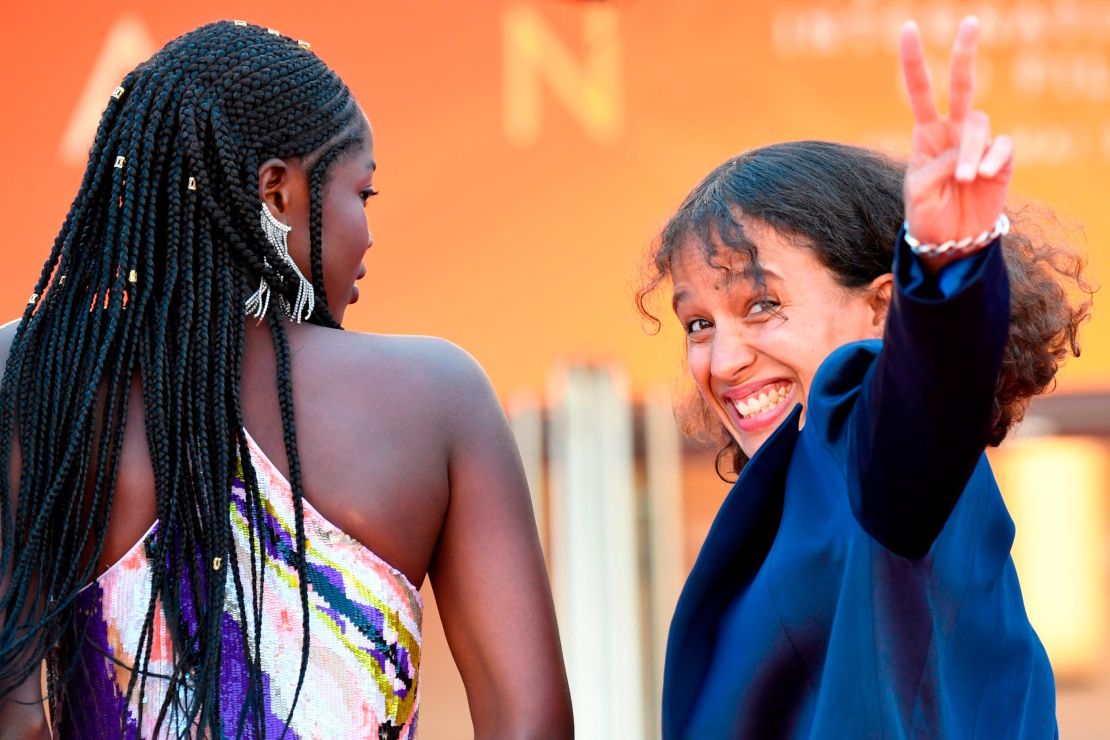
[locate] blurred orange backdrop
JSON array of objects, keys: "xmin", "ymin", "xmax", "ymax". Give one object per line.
[
  {"xmin": 3, "ymin": 4, "xmax": 1109, "ymax": 737},
  {"xmin": 1, "ymin": 0, "xmax": 1105, "ymax": 401}
]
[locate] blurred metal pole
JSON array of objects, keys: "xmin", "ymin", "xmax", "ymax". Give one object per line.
[
  {"xmin": 547, "ymin": 365, "xmax": 647, "ymax": 740},
  {"xmin": 508, "ymin": 391, "xmax": 547, "ymax": 556},
  {"xmin": 643, "ymin": 386, "xmax": 684, "ymax": 735}
]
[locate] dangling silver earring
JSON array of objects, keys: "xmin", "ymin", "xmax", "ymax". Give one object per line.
[
  {"xmin": 244, "ymin": 255, "xmax": 274, "ymax": 321},
  {"xmin": 245, "ymin": 204, "xmax": 316, "ymax": 322}
]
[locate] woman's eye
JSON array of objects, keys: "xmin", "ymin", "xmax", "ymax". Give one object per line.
[
  {"xmin": 359, "ymin": 187, "xmax": 379, "ymax": 204},
  {"xmin": 747, "ymin": 299, "xmax": 780, "ymax": 317},
  {"xmin": 685, "ymin": 318, "xmax": 712, "ymax": 334}
]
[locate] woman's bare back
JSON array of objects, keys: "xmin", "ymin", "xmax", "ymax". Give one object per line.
[
  {"xmin": 59, "ymin": 320, "xmax": 471, "ymax": 589},
  {"xmin": 1, "ymin": 314, "xmax": 572, "ymax": 735}
]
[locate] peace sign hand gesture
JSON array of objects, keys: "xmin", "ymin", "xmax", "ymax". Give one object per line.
[{"xmin": 900, "ymin": 17, "xmax": 1012, "ymax": 269}]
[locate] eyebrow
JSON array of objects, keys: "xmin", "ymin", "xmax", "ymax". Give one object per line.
[
  {"xmin": 670, "ymin": 267, "xmax": 784, "ymax": 312},
  {"xmin": 367, "ymin": 160, "xmax": 377, "ymax": 172},
  {"xmin": 671, "ymin": 289, "xmax": 689, "ymax": 312},
  {"xmin": 753, "ymin": 266, "xmax": 783, "ymax": 283}
]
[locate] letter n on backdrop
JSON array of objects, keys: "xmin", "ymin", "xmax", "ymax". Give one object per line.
[{"xmin": 503, "ymin": 4, "xmax": 623, "ymax": 146}]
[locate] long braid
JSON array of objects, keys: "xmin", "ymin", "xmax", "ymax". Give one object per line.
[
  {"xmin": 305, "ymin": 133, "xmax": 361, "ymax": 327},
  {"xmin": 0, "ymin": 21, "xmax": 364, "ymax": 737},
  {"xmin": 267, "ymin": 317, "xmax": 313, "ymax": 740}
]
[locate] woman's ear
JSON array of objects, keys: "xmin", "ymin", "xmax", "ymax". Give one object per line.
[
  {"xmin": 867, "ymin": 273, "xmax": 894, "ymax": 336},
  {"xmin": 258, "ymin": 158, "xmax": 291, "ymax": 216}
]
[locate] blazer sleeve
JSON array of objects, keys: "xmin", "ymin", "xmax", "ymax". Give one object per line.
[{"xmin": 815, "ymin": 228, "xmax": 1010, "ymax": 559}]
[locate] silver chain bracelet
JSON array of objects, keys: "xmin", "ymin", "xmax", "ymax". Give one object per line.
[{"xmin": 904, "ymin": 213, "xmax": 1010, "ymax": 257}]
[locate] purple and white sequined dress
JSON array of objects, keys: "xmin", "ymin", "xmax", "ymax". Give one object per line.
[{"xmin": 55, "ymin": 433, "xmax": 423, "ymax": 739}]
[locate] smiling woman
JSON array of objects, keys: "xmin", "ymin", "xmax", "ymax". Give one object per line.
[
  {"xmin": 668, "ymin": 215, "xmax": 892, "ymax": 458},
  {"xmin": 646, "ymin": 17, "xmax": 1092, "ymax": 739},
  {"xmin": 643, "ymin": 137, "xmax": 1089, "ymax": 479}
]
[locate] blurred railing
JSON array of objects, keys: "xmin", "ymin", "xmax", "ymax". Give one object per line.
[{"xmin": 510, "ymin": 365, "xmax": 685, "ymax": 739}]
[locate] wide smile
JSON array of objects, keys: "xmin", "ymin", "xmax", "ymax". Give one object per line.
[{"xmin": 724, "ymin": 380, "xmax": 797, "ymax": 434}]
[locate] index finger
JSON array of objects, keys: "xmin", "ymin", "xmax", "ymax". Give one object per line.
[
  {"xmin": 947, "ymin": 16, "xmax": 980, "ymax": 122},
  {"xmin": 899, "ymin": 21, "xmax": 938, "ymax": 124}
]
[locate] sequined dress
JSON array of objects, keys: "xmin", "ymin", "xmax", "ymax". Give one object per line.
[{"xmin": 55, "ymin": 433, "xmax": 423, "ymax": 739}]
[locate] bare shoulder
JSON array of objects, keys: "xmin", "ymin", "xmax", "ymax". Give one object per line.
[
  {"xmin": 289, "ymin": 328, "xmax": 502, "ymax": 447},
  {"xmin": 301, "ymin": 329, "xmax": 494, "ymax": 399},
  {"xmin": 376, "ymin": 334, "xmax": 492, "ymax": 393}
]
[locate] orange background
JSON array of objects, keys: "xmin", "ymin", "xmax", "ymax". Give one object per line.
[
  {"xmin": 1, "ymin": 0, "xmax": 1105, "ymax": 402},
  {"xmin": 2, "ymin": 3, "xmax": 1108, "ymax": 736}
]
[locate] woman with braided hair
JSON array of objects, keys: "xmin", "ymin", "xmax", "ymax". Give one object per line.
[{"xmin": 0, "ymin": 21, "xmax": 572, "ymax": 738}]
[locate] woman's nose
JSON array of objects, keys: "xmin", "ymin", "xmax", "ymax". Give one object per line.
[{"xmin": 710, "ymin": 327, "xmax": 757, "ymax": 384}]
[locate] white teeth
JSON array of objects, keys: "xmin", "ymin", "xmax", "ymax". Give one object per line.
[{"xmin": 733, "ymin": 383, "xmax": 793, "ymax": 419}]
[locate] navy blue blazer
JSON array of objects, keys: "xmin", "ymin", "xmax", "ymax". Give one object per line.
[{"xmin": 662, "ymin": 234, "xmax": 1056, "ymax": 738}]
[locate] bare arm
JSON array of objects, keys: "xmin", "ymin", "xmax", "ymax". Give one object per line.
[
  {"xmin": 427, "ymin": 343, "xmax": 573, "ymax": 738},
  {"xmin": 0, "ymin": 318, "xmax": 51, "ymax": 738},
  {"xmin": 0, "ymin": 672, "xmax": 50, "ymax": 740}
]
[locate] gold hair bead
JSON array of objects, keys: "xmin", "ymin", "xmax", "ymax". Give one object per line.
[
  {"xmin": 187, "ymin": 177, "xmax": 197, "ymax": 191},
  {"xmin": 58, "ymin": 275, "xmax": 66, "ymax": 285},
  {"xmin": 114, "ymin": 156, "xmax": 126, "ymax": 169},
  {"xmin": 212, "ymin": 556, "xmax": 223, "ymax": 571},
  {"xmin": 111, "ymin": 86, "xmax": 125, "ymax": 100},
  {"xmin": 233, "ymin": 20, "xmax": 247, "ymax": 27},
  {"xmin": 267, "ymin": 28, "xmax": 280, "ymax": 36},
  {"xmin": 298, "ymin": 40, "xmax": 311, "ymax": 50},
  {"xmin": 27, "ymin": 293, "xmax": 39, "ymax": 305},
  {"xmin": 128, "ymin": 270, "xmax": 138, "ymax": 284}
]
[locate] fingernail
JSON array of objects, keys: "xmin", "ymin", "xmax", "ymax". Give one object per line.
[{"xmin": 956, "ymin": 164, "xmax": 976, "ymax": 181}]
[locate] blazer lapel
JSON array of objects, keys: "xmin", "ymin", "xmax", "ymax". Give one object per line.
[{"xmin": 662, "ymin": 404, "xmax": 802, "ymax": 736}]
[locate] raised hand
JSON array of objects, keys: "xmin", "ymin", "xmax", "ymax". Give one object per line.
[{"xmin": 900, "ymin": 17, "xmax": 1013, "ymax": 262}]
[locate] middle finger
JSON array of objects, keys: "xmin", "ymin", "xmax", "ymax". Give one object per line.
[{"xmin": 948, "ymin": 16, "xmax": 980, "ymax": 122}]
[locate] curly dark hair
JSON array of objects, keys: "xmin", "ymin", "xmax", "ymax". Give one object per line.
[
  {"xmin": 0, "ymin": 20, "xmax": 365, "ymax": 736},
  {"xmin": 637, "ymin": 141, "xmax": 1093, "ymax": 480}
]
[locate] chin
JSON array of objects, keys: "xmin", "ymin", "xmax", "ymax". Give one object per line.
[{"xmin": 737, "ymin": 435, "xmax": 766, "ymax": 460}]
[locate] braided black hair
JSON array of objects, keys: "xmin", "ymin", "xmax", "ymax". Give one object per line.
[{"xmin": 0, "ymin": 20, "xmax": 365, "ymax": 736}]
